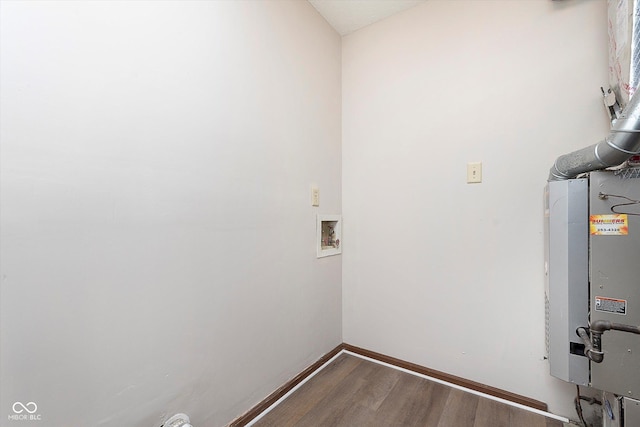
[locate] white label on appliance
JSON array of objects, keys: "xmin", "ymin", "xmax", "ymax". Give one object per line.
[{"xmin": 595, "ymin": 296, "xmax": 627, "ymax": 315}]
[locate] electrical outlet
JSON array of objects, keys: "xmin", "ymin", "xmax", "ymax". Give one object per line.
[
  {"xmin": 311, "ymin": 187, "xmax": 320, "ymax": 206},
  {"xmin": 467, "ymin": 162, "xmax": 482, "ymax": 183}
]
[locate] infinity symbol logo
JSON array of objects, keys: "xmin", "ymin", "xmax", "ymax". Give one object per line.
[{"xmin": 12, "ymin": 402, "xmax": 38, "ymax": 414}]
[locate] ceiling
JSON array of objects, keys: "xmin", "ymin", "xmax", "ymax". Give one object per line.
[{"xmin": 308, "ymin": 0, "xmax": 428, "ymax": 36}]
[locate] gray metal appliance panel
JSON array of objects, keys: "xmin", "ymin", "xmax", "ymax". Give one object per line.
[
  {"xmin": 623, "ymin": 397, "xmax": 640, "ymax": 427},
  {"xmin": 546, "ymin": 179, "xmax": 589, "ymax": 385},
  {"xmin": 590, "ymin": 171, "xmax": 640, "ymax": 397}
]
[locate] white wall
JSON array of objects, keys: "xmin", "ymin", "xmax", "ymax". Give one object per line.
[
  {"xmin": 0, "ymin": 1, "xmax": 341, "ymax": 426},
  {"xmin": 342, "ymin": 0, "xmax": 608, "ymax": 419}
]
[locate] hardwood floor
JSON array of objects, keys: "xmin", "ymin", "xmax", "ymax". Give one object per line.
[{"xmin": 251, "ymin": 354, "xmax": 565, "ymax": 427}]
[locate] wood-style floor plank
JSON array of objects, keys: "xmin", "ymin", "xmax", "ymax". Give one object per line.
[
  {"xmin": 414, "ymin": 382, "xmax": 452, "ymax": 427},
  {"xmin": 509, "ymin": 405, "xmax": 557, "ymax": 427},
  {"xmin": 374, "ymin": 375, "xmax": 449, "ymax": 427},
  {"xmin": 436, "ymin": 388, "xmax": 479, "ymax": 427},
  {"xmin": 252, "ymin": 354, "xmax": 566, "ymax": 427},
  {"xmin": 351, "ymin": 363, "xmax": 401, "ymax": 411},
  {"xmin": 473, "ymin": 397, "xmax": 510, "ymax": 427},
  {"xmin": 547, "ymin": 417, "xmax": 565, "ymax": 427},
  {"xmin": 253, "ymin": 354, "xmax": 362, "ymax": 427},
  {"xmin": 289, "ymin": 359, "xmax": 378, "ymax": 426}
]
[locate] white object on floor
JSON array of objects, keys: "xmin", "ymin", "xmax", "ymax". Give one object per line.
[{"xmin": 163, "ymin": 413, "xmax": 193, "ymax": 427}]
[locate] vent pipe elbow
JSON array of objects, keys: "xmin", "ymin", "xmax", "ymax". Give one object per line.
[{"xmin": 549, "ymin": 93, "xmax": 640, "ymax": 181}]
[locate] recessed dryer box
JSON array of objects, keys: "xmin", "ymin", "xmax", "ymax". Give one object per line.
[{"xmin": 317, "ymin": 214, "xmax": 341, "ymax": 258}]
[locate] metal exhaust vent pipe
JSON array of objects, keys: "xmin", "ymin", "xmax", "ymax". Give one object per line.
[{"xmin": 549, "ymin": 93, "xmax": 640, "ymax": 181}]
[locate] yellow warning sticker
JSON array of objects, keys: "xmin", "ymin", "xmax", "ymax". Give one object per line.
[{"xmin": 590, "ymin": 214, "xmax": 628, "ymax": 235}]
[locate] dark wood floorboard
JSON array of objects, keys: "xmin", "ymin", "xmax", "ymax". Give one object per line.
[
  {"xmin": 436, "ymin": 389, "xmax": 479, "ymax": 427},
  {"xmin": 374, "ymin": 376, "xmax": 450, "ymax": 427},
  {"xmin": 252, "ymin": 354, "xmax": 565, "ymax": 427},
  {"xmin": 253, "ymin": 355, "xmax": 362, "ymax": 427},
  {"xmin": 290, "ymin": 358, "xmax": 379, "ymax": 426},
  {"xmin": 473, "ymin": 397, "xmax": 510, "ymax": 427},
  {"xmin": 509, "ymin": 406, "xmax": 550, "ymax": 427}
]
